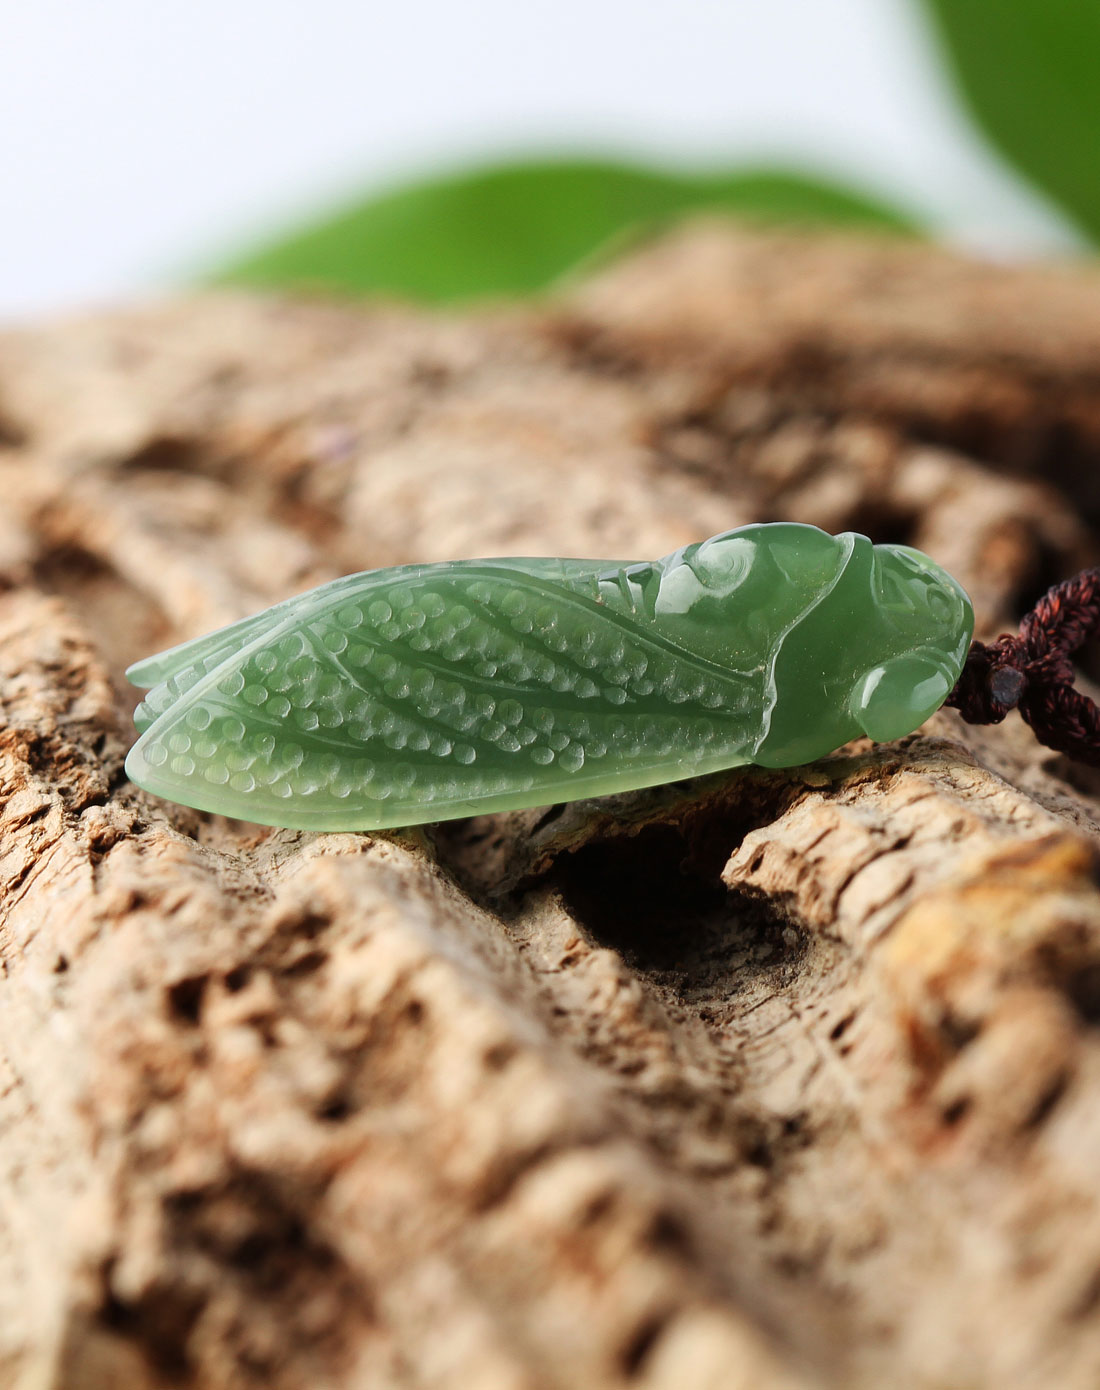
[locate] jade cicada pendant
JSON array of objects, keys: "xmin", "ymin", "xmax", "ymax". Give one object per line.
[{"xmin": 125, "ymin": 523, "xmax": 974, "ymax": 830}]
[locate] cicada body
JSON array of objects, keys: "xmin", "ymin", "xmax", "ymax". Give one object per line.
[{"xmin": 124, "ymin": 524, "xmax": 974, "ymax": 829}]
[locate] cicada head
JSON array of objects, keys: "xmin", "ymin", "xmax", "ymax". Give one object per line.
[{"xmin": 851, "ymin": 542, "xmax": 975, "ymax": 743}]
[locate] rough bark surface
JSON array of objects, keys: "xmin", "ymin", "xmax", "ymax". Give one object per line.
[{"xmin": 2, "ymin": 224, "xmax": 1100, "ymax": 1389}]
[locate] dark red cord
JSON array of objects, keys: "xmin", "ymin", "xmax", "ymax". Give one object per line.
[{"xmin": 945, "ymin": 568, "xmax": 1100, "ymax": 764}]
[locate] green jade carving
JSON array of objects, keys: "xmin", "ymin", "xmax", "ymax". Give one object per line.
[{"xmin": 125, "ymin": 523, "xmax": 974, "ymax": 830}]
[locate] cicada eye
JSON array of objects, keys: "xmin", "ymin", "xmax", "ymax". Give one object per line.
[
  {"xmin": 655, "ymin": 535, "xmax": 756, "ymax": 615},
  {"xmin": 854, "ymin": 654, "xmax": 953, "ymax": 742},
  {"xmin": 693, "ymin": 535, "xmax": 755, "ymax": 592}
]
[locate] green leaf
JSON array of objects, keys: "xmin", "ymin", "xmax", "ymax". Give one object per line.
[
  {"xmin": 211, "ymin": 157, "xmax": 918, "ymax": 303},
  {"xmin": 921, "ymin": 0, "xmax": 1100, "ymax": 243}
]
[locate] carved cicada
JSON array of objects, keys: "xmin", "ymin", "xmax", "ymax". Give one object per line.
[{"xmin": 125, "ymin": 523, "xmax": 974, "ymax": 829}]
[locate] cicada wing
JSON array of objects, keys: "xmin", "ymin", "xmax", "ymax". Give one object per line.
[
  {"xmin": 125, "ymin": 558, "xmax": 630, "ymax": 694},
  {"xmin": 126, "ymin": 560, "xmax": 766, "ymax": 830},
  {"xmin": 131, "ymin": 622, "xmax": 294, "ymax": 733},
  {"xmin": 126, "ymin": 570, "xmax": 425, "ymax": 731},
  {"xmin": 126, "ymin": 610, "xmax": 289, "ymax": 691}
]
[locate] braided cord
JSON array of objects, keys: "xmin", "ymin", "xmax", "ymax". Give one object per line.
[{"xmin": 945, "ymin": 569, "xmax": 1100, "ymax": 764}]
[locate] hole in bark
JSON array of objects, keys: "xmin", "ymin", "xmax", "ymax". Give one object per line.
[
  {"xmin": 281, "ymin": 948, "xmax": 328, "ymax": 978},
  {"xmin": 645, "ymin": 1209, "xmax": 693, "ymax": 1258},
  {"xmin": 171, "ymin": 1173, "xmax": 362, "ymax": 1295},
  {"xmin": 118, "ymin": 435, "xmax": 202, "ymax": 476},
  {"xmin": 941, "ymin": 1096, "xmax": 971, "ymax": 1127},
  {"xmin": 317, "ymin": 1094, "xmax": 353, "ymax": 1123},
  {"xmin": 483, "ymin": 1039, "xmax": 518, "ymax": 1071},
  {"xmin": 164, "ymin": 1190, "xmax": 204, "ymax": 1216},
  {"xmin": 270, "ymin": 907, "xmax": 331, "ymax": 944},
  {"xmin": 550, "ymin": 825, "xmax": 732, "ymax": 971},
  {"xmin": 548, "ymin": 822, "xmax": 804, "ymax": 997},
  {"xmin": 620, "ymin": 1309, "xmax": 673, "ymax": 1377},
  {"xmin": 1023, "ymin": 1071, "xmax": 1069, "ymax": 1131},
  {"xmin": 231, "ymin": 1223, "xmax": 306, "ymax": 1272},
  {"xmin": 939, "ymin": 1013, "xmax": 981, "ymax": 1053},
  {"xmin": 579, "ymin": 1189, "xmax": 617, "ymax": 1227},
  {"xmin": 1062, "ymin": 963, "xmax": 1100, "ymax": 1026},
  {"xmin": 99, "ymin": 1270, "xmax": 204, "ymax": 1377},
  {"xmin": 471, "ymin": 1142, "xmax": 557, "ymax": 1215},
  {"xmin": 745, "ymin": 1111, "xmax": 813, "ymax": 1169},
  {"xmin": 156, "ymin": 1175, "xmax": 376, "ymax": 1376},
  {"xmin": 224, "ymin": 964, "xmax": 250, "ymax": 993},
  {"xmin": 167, "ymin": 974, "xmax": 208, "ymax": 1024},
  {"xmin": 829, "ymin": 1011, "xmax": 856, "ymax": 1042}
]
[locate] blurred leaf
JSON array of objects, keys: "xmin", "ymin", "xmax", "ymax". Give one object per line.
[
  {"xmin": 922, "ymin": 0, "xmax": 1100, "ymax": 242},
  {"xmin": 212, "ymin": 157, "xmax": 917, "ymax": 303}
]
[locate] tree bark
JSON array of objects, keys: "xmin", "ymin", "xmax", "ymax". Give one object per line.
[{"xmin": 1, "ymin": 224, "xmax": 1100, "ymax": 1389}]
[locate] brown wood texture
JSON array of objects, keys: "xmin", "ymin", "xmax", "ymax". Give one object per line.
[{"xmin": 2, "ymin": 224, "xmax": 1100, "ymax": 1389}]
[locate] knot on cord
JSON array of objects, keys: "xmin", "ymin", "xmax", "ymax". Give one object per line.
[{"xmin": 944, "ymin": 569, "xmax": 1100, "ymax": 765}]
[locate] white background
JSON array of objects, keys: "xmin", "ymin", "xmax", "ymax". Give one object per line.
[{"xmin": 0, "ymin": 0, "xmax": 1080, "ymax": 322}]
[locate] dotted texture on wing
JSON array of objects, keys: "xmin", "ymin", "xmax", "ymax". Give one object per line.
[{"xmin": 125, "ymin": 544, "xmax": 810, "ymax": 829}]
